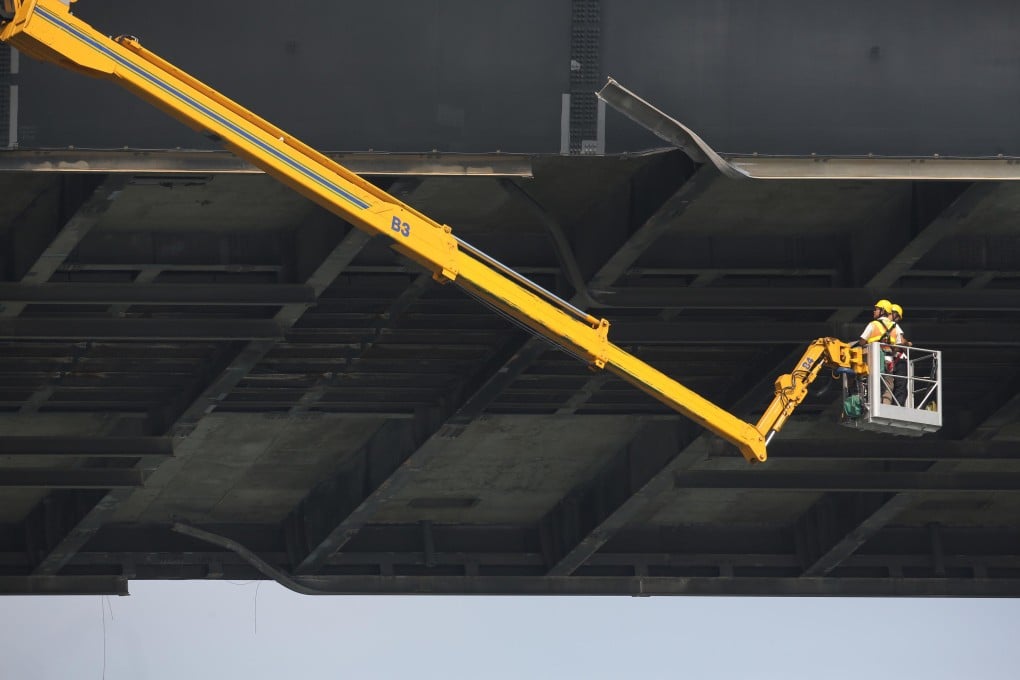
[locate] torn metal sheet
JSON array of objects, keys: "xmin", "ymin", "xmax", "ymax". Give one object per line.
[{"xmin": 598, "ymin": 77, "xmax": 1020, "ymax": 181}]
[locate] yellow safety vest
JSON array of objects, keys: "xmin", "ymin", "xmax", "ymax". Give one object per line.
[{"xmin": 863, "ymin": 318, "xmax": 897, "ymax": 350}]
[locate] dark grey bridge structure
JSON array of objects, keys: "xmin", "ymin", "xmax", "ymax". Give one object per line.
[{"xmin": 0, "ymin": 1, "xmax": 1018, "ymax": 597}]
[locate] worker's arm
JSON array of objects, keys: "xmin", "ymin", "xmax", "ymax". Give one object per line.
[
  {"xmin": 851, "ymin": 320, "xmax": 878, "ymax": 347},
  {"xmin": 0, "ymin": 0, "xmax": 772, "ymax": 461}
]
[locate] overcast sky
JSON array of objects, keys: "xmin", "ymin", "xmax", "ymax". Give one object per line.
[{"xmin": 3, "ymin": 582, "xmax": 1019, "ymax": 679}]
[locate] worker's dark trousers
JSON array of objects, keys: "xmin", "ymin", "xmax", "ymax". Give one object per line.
[{"xmin": 892, "ymin": 360, "xmax": 908, "ymax": 406}]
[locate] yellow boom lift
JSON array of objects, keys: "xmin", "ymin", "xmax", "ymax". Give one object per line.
[{"xmin": 0, "ymin": 0, "xmax": 941, "ymax": 463}]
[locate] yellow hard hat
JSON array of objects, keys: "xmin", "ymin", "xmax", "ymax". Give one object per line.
[
  {"xmin": 890, "ymin": 303, "xmax": 903, "ymax": 318},
  {"xmin": 874, "ymin": 299, "xmax": 892, "ymax": 314}
]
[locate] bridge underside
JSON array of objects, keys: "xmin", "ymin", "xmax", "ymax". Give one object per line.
[{"xmin": 1, "ymin": 149, "xmax": 1019, "ymax": 596}]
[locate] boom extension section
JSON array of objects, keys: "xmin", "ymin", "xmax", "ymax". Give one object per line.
[
  {"xmin": 10, "ymin": 0, "xmax": 910, "ymax": 464},
  {"xmin": 755, "ymin": 338, "xmax": 866, "ymax": 445}
]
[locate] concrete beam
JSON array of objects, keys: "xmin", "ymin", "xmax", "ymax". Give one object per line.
[
  {"xmin": 0, "ymin": 149, "xmax": 533, "ymax": 177},
  {"xmin": 0, "ymin": 283, "xmax": 316, "ymax": 306},
  {"xmin": 0, "ymin": 469, "xmax": 144, "ymax": 488},
  {"xmin": 0, "ymin": 576, "xmax": 127, "ymax": 596},
  {"xmin": 672, "ymin": 470, "xmax": 1020, "ymax": 493},
  {"xmin": 0, "ymin": 436, "xmax": 172, "ymax": 457},
  {"xmin": 4, "ymin": 317, "xmax": 1017, "ymax": 344},
  {"xmin": 242, "ymin": 574, "xmax": 1020, "ymax": 597},
  {"xmin": 766, "ymin": 439, "xmax": 1020, "ymax": 462},
  {"xmin": 0, "ymin": 318, "xmax": 282, "ymax": 341},
  {"xmin": 593, "ymin": 286, "xmax": 1020, "ymax": 312},
  {"xmin": 609, "ymin": 320, "xmax": 1020, "ymax": 345}
]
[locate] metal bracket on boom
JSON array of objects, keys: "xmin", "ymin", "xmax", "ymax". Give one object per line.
[
  {"xmin": 433, "ymin": 224, "xmax": 458, "ymax": 284},
  {"xmin": 591, "ymin": 318, "xmax": 610, "ymax": 369}
]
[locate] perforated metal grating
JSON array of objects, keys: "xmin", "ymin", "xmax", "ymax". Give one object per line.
[
  {"xmin": 0, "ymin": 45, "xmax": 9, "ymax": 147},
  {"xmin": 568, "ymin": 0, "xmax": 600, "ymax": 154}
]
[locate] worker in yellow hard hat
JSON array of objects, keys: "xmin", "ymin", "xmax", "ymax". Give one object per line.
[
  {"xmin": 889, "ymin": 304, "xmax": 908, "ymax": 345},
  {"xmin": 850, "ymin": 299, "xmax": 898, "ymax": 405},
  {"xmin": 888, "ymin": 303, "xmax": 910, "ymax": 405}
]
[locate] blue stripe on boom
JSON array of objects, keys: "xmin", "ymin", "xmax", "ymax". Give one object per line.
[{"xmin": 35, "ymin": 6, "xmax": 371, "ymax": 211}]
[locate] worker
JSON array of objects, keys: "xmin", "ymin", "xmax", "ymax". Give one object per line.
[
  {"xmin": 851, "ymin": 299, "xmax": 898, "ymax": 404},
  {"xmin": 889, "ymin": 303, "xmax": 908, "ymax": 341},
  {"xmin": 888, "ymin": 303, "xmax": 910, "ymax": 405}
]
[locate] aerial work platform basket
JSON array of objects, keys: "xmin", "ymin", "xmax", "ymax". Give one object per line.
[{"xmin": 841, "ymin": 342, "xmax": 942, "ymax": 436}]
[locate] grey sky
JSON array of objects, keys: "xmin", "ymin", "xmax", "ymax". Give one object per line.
[{"xmin": 3, "ymin": 583, "xmax": 1019, "ymax": 679}]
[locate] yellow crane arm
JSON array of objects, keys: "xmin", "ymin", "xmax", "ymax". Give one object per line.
[
  {"xmin": 755, "ymin": 338, "xmax": 866, "ymax": 445},
  {"xmin": 0, "ymin": 0, "xmax": 771, "ymax": 462}
]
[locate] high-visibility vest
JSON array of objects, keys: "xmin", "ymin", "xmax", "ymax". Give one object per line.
[{"xmin": 863, "ymin": 318, "xmax": 896, "ymax": 345}]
